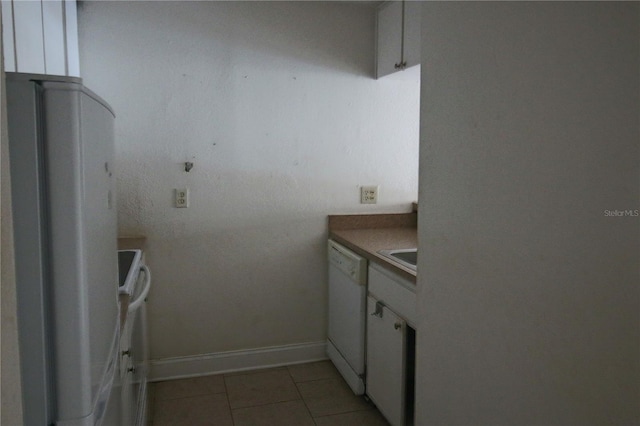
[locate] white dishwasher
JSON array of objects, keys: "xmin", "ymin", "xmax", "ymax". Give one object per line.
[{"xmin": 327, "ymin": 240, "xmax": 367, "ymax": 395}]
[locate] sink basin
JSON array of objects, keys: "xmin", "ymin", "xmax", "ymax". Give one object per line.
[
  {"xmin": 377, "ymin": 248, "xmax": 417, "ymax": 271},
  {"xmin": 118, "ymin": 249, "xmax": 142, "ymax": 295}
]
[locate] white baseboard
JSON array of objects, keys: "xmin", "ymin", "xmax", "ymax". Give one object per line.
[{"xmin": 149, "ymin": 341, "xmax": 328, "ymax": 382}]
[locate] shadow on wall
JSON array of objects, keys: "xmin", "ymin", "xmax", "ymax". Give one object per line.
[{"xmin": 78, "ymin": 0, "xmax": 375, "ymax": 78}]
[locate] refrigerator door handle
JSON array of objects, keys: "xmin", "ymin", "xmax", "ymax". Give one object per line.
[{"xmin": 127, "ymin": 265, "xmax": 151, "ymax": 313}]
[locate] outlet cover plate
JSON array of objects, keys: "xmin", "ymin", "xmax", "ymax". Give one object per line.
[
  {"xmin": 361, "ymin": 186, "xmax": 378, "ymax": 204},
  {"xmin": 175, "ymin": 188, "xmax": 189, "ymax": 208}
]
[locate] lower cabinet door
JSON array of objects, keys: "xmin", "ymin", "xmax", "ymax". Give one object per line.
[
  {"xmin": 366, "ymin": 295, "xmax": 406, "ymax": 426},
  {"xmin": 102, "ymin": 358, "xmax": 123, "ymax": 426},
  {"xmin": 120, "ymin": 313, "xmax": 135, "ymax": 426},
  {"xmin": 121, "ymin": 354, "xmax": 136, "ymax": 426}
]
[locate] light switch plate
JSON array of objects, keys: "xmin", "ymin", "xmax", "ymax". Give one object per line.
[
  {"xmin": 175, "ymin": 188, "xmax": 189, "ymax": 208},
  {"xmin": 361, "ymin": 186, "xmax": 378, "ymax": 204}
]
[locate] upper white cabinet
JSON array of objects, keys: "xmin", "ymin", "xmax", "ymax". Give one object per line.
[
  {"xmin": 1, "ymin": 0, "xmax": 80, "ymax": 76},
  {"xmin": 376, "ymin": 0, "xmax": 421, "ymax": 79}
]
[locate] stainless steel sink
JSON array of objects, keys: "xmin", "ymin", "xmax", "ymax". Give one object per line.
[
  {"xmin": 377, "ymin": 248, "xmax": 417, "ymax": 271},
  {"xmin": 118, "ymin": 249, "xmax": 142, "ymax": 295}
]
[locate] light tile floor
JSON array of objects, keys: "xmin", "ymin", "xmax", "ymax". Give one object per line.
[{"xmin": 149, "ymin": 360, "xmax": 389, "ymax": 426}]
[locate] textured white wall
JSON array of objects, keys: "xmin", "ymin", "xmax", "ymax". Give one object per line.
[
  {"xmin": 417, "ymin": 2, "xmax": 639, "ymax": 424},
  {"xmin": 78, "ymin": 1, "xmax": 419, "ymax": 361}
]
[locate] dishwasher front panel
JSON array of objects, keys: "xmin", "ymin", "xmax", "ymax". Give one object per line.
[{"xmin": 327, "ymin": 240, "xmax": 367, "ymax": 395}]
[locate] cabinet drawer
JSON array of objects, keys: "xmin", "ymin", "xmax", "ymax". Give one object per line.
[{"xmin": 368, "ymin": 263, "xmax": 416, "ymax": 327}]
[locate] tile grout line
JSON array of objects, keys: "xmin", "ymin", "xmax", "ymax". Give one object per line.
[
  {"xmin": 287, "ymin": 365, "xmax": 319, "ymax": 426},
  {"xmin": 291, "ymin": 368, "xmax": 383, "ymax": 421},
  {"xmin": 153, "ymin": 391, "xmax": 224, "ymax": 402},
  {"xmin": 228, "ymin": 396, "xmax": 305, "ymax": 411},
  {"xmin": 151, "ymin": 362, "xmax": 383, "ymax": 425},
  {"xmin": 224, "ymin": 367, "xmax": 304, "ymax": 411},
  {"xmin": 221, "ymin": 374, "xmax": 235, "ymax": 426}
]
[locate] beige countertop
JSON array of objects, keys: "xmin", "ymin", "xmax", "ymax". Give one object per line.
[
  {"xmin": 118, "ymin": 235, "xmax": 147, "ymax": 251},
  {"xmin": 328, "ymin": 212, "xmax": 417, "ymax": 283}
]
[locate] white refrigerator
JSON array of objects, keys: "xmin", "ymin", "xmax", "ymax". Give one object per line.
[{"xmin": 6, "ymin": 73, "xmax": 120, "ymax": 426}]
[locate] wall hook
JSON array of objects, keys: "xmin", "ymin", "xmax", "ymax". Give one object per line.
[{"xmin": 184, "ymin": 162, "xmax": 194, "ymax": 172}]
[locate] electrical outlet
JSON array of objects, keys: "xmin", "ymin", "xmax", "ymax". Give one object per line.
[
  {"xmin": 360, "ymin": 186, "xmax": 378, "ymax": 204},
  {"xmin": 175, "ymin": 188, "xmax": 189, "ymax": 208}
]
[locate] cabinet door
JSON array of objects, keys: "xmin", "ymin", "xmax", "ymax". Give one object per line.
[
  {"xmin": 376, "ymin": 1, "xmax": 402, "ymax": 79},
  {"xmin": 403, "ymin": 0, "xmax": 421, "ymax": 70},
  {"xmin": 2, "ymin": 1, "xmax": 16, "ymax": 71},
  {"xmin": 102, "ymin": 363, "xmax": 123, "ymax": 426},
  {"xmin": 120, "ymin": 315, "xmax": 136, "ymax": 426},
  {"xmin": 2, "ymin": 0, "xmax": 80, "ymax": 76},
  {"xmin": 64, "ymin": 0, "xmax": 80, "ymax": 76},
  {"xmin": 120, "ymin": 356, "xmax": 134, "ymax": 426},
  {"xmin": 366, "ymin": 296, "xmax": 406, "ymax": 426},
  {"xmin": 12, "ymin": 0, "xmax": 46, "ymax": 74},
  {"xmin": 42, "ymin": 0, "xmax": 66, "ymax": 75}
]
